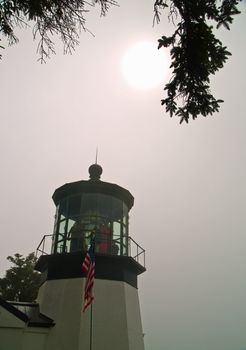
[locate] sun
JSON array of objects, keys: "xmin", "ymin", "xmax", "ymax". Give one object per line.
[{"xmin": 121, "ymin": 41, "xmax": 169, "ymax": 90}]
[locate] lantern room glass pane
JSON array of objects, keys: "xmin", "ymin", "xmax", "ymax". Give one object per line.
[
  {"xmin": 113, "ymin": 221, "xmax": 121, "ymax": 236},
  {"xmin": 53, "ymin": 192, "xmax": 130, "ymax": 256},
  {"xmin": 68, "ymin": 217, "xmax": 86, "ymax": 252},
  {"xmin": 58, "ymin": 220, "xmax": 66, "ymax": 234},
  {"xmin": 56, "ymin": 233, "xmax": 65, "ymax": 253},
  {"xmin": 122, "ymin": 224, "xmax": 126, "ymax": 235},
  {"xmin": 123, "ymin": 203, "xmax": 128, "ymax": 225},
  {"xmin": 98, "ymin": 194, "xmax": 112, "ymax": 218},
  {"xmin": 111, "ymin": 198, "xmax": 122, "ymax": 220},
  {"xmin": 59, "ymin": 199, "xmax": 67, "ymax": 220},
  {"xmin": 81, "ymin": 194, "xmax": 98, "ymax": 215},
  {"xmin": 67, "ymin": 195, "xmax": 81, "ymax": 217}
]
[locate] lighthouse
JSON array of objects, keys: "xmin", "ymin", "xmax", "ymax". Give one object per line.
[{"xmin": 35, "ymin": 164, "xmax": 146, "ymax": 350}]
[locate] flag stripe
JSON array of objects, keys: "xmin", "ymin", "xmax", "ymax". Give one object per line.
[{"xmin": 82, "ymin": 237, "xmax": 95, "ymax": 312}]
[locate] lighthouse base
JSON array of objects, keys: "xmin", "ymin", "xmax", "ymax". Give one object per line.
[{"xmin": 37, "ymin": 277, "xmax": 145, "ymax": 350}]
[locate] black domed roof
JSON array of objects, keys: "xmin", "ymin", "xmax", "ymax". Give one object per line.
[{"xmin": 52, "ymin": 164, "xmax": 134, "ymax": 210}]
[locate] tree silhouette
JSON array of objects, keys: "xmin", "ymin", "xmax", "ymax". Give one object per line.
[
  {"xmin": 0, "ymin": 0, "xmax": 117, "ymax": 62},
  {"xmin": 0, "ymin": 253, "xmax": 41, "ymax": 302},
  {"xmin": 155, "ymin": 0, "xmax": 241, "ymax": 123},
  {"xmin": 0, "ymin": 0, "xmax": 242, "ymax": 122}
]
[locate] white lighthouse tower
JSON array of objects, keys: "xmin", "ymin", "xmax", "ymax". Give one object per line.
[{"xmin": 35, "ymin": 164, "xmax": 146, "ymax": 350}]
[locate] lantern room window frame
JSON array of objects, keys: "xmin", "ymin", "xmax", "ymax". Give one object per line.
[{"xmin": 52, "ymin": 193, "xmax": 129, "ymax": 256}]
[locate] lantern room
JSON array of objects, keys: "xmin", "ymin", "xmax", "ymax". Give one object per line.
[{"xmin": 51, "ymin": 164, "xmax": 134, "ymax": 257}]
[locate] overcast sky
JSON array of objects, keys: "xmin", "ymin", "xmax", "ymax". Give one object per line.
[{"xmin": 0, "ymin": 2, "xmax": 246, "ymax": 350}]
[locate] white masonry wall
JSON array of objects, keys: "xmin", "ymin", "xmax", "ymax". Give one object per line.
[
  {"xmin": 37, "ymin": 277, "xmax": 145, "ymax": 350},
  {"xmin": 0, "ymin": 305, "xmax": 49, "ymax": 350}
]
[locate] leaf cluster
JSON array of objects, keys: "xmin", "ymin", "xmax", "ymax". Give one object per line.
[
  {"xmin": 0, "ymin": 0, "xmax": 117, "ymax": 61},
  {"xmin": 155, "ymin": 0, "xmax": 241, "ymax": 123},
  {"xmin": 0, "ymin": 253, "xmax": 41, "ymax": 302}
]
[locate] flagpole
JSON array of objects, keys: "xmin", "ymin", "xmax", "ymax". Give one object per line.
[
  {"xmin": 82, "ymin": 232, "xmax": 96, "ymax": 350},
  {"xmin": 90, "ymin": 302, "xmax": 93, "ymax": 350}
]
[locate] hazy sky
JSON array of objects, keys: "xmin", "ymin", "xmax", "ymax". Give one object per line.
[{"xmin": 1, "ymin": 2, "xmax": 246, "ymax": 350}]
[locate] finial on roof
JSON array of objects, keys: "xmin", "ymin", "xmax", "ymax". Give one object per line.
[
  {"xmin": 89, "ymin": 163, "xmax": 103, "ymax": 181},
  {"xmin": 95, "ymin": 146, "xmax": 98, "ymax": 164}
]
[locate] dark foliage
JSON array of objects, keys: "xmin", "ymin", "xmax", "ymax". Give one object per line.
[
  {"xmin": 0, "ymin": 0, "xmax": 117, "ymax": 62},
  {"xmin": 0, "ymin": 0, "xmax": 242, "ymax": 122},
  {"xmin": 0, "ymin": 253, "xmax": 41, "ymax": 302},
  {"xmin": 155, "ymin": 0, "xmax": 241, "ymax": 123}
]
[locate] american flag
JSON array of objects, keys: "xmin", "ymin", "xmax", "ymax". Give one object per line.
[{"xmin": 82, "ymin": 236, "xmax": 96, "ymax": 312}]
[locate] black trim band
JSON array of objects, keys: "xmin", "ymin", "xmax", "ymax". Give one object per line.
[
  {"xmin": 35, "ymin": 252, "xmax": 146, "ymax": 289},
  {"xmin": 0, "ymin": 297, "xmax": 28, "ymax": 323},
  {"xmin": 52, "ymin": 180, "xmax": 134, "ymax": 210}
]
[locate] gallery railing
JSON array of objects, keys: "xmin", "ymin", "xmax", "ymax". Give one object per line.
[{"xmin": 36, "ymin": 234, "xmax": 145, "ymax": 268}]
